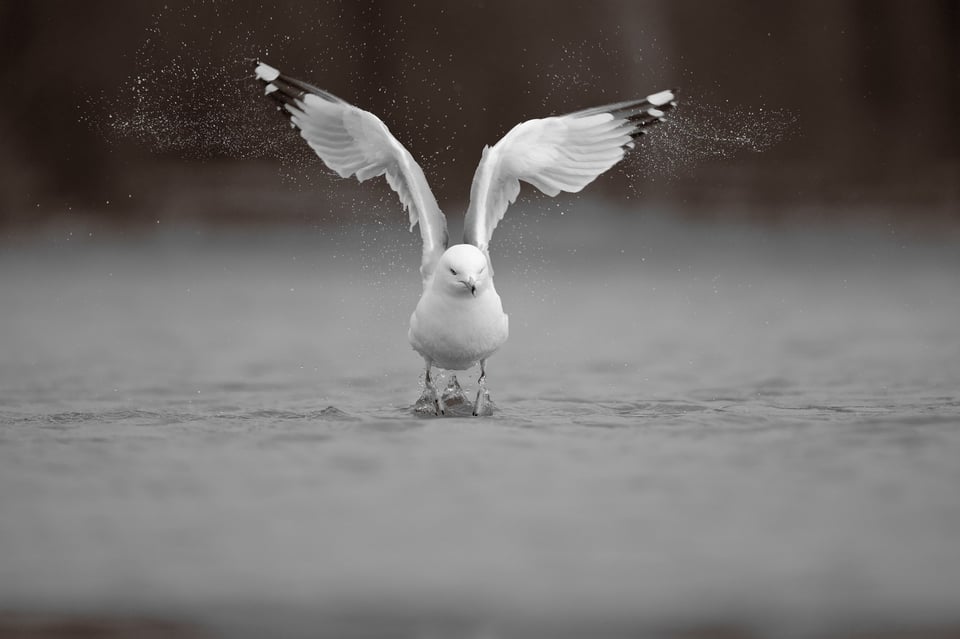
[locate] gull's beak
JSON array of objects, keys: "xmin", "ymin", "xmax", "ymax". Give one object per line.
[{"xmin": 467, "ymin": 276, "xmax": 477, "ymax": 297}]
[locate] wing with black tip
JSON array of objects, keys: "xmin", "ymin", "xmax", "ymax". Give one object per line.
[
  {"xmin": 255, "ymin": 62, "xmax": 448, "ymax": 285},
  {"xmin": 463, "ymin": 91, "xmax": 676, "ymax": 256}
]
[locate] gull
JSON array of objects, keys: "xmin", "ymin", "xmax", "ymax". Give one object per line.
[{"xmin": 254, "ymin": 62, "xmax": 675, "ymax": 416}]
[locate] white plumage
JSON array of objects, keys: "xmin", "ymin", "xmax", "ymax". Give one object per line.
[{"xmin": 254, "ymin": 62, "xmax": 675, "ymax": 415}]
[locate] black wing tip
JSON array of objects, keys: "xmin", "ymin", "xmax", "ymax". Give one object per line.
[
  {"xmin": 621, "ymin": 89, "xmax": 679, "ymax": 145},
  {"xmin": 255, "ymin": 62, "xmax": 294, "ymax": 120},
  {"xmin": 606, "ymin": 89, "xmax": 677, "ymax": 115},
  {"xmin": 254, "ymin": 62, "xmax": 345, "ymax": 116}
]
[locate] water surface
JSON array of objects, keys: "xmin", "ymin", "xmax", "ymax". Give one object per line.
[{"xmin": 2, "ymin": 210, "xmax": 959, "ymax": 637}]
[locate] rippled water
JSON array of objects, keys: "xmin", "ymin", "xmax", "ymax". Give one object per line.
[{"xmin": 2, "ymin": 210, "xmax": 959, "ymax": 638}]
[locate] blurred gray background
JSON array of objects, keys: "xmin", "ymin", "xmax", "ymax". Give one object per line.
[{"xmin": 0, "ymin": 0, "xmax": 957, "ymax": 230}]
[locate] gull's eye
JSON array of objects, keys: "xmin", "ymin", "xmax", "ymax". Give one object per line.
[{"xmin": 450, "ymin": 268, "xmax": 457, "ymax": 275}]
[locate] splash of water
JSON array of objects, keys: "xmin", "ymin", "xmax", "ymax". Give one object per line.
[{"xmin": 635, "ymin": 100, "xmax": 799, "ymax": 177}]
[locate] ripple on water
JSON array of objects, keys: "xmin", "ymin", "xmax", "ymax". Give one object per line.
[
  {"xmin": 312, "ymin": 406, "xmax": 359, "ymax": 421},
  {"xmin": 0, "ymin": 409, "xmax": 191, "ymax": 429}
]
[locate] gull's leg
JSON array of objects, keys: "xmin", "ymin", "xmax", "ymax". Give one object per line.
[
  {"xmin": 473, "ymin": 359, "xmax": 488, "ymax": 417},
  {"xmin": 425, "ymin": 363, "xmax": 444, "ymax": 416}
]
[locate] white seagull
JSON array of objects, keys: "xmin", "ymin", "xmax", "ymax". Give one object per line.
[{"xmin": 254, "ymin": 62, "xmax": 675, "ymax": 416}]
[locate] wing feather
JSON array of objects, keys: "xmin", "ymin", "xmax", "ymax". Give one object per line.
[
  {"xmin": 256, "ymin": 62, "xmax": 448, "ymax": 285},
  {"xmin": 463, "ymin": 91, "xmax": 676, "ymax": 254}
]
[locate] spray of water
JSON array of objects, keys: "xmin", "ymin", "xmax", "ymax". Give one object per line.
[
  {"xmin": 635, "ymin": 100, "xmax": 799, "ymax": 178},
  {"xmin": 83, "ymin": 0, "xmax": 797, "ymax": 283}
]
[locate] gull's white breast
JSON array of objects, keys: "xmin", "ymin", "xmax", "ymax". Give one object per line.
[{"xmin": 408, "ymin": 285, "xmax": 509, "ymax": 371}]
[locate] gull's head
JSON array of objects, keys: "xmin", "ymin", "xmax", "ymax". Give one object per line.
[{"xmin": 436, "ymin": 244, "xmax": 489, "ymax": 297}]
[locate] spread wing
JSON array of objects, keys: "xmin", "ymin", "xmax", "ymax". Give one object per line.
[
  {"xmin": 255, "ymin": 62, "xmax": 448, "ymax": 284},
  {"xmin": 463, "ymin": 90, "xmax": 676, "ymax": 256}
]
